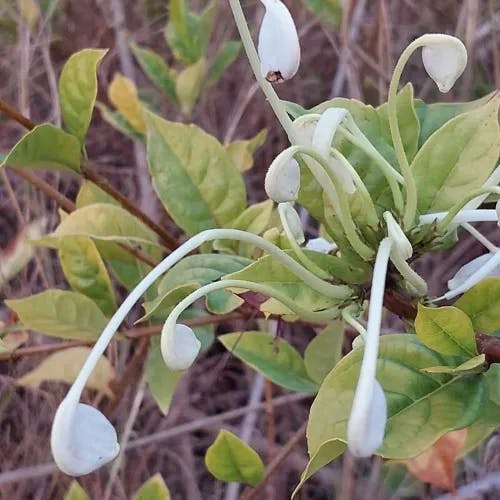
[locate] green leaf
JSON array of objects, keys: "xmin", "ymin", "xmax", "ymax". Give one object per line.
[
  {"xmin": 133, "ymin": 473, "xmax": 171, "ymax": 500},
  {"xmin": 64, "ymin": 481, "xmax": 90, "ymax": 500},
  {"xmin": 76, "ymin": 180, "xmax": 117, "ymax": 208},
  {"xmin": 205, "ymin": 429, "xmax": 264, "ymax": 485},
  {"xmin": 175, "ymin": 58, "xmax": 206, "ymax": 116},
  {"xmin": 59, "ymin": 48, "xmax": 108, "ymax": 144},
  {"xmin": 219, "ymin": 331, "xmax": 318, "ymax": 393},
  {"xmin": 304, "ymin": 321, "xmax": 344, "ymax": 384},
  {"xmin": 143, "ymin": 254, "xmax": 252, "ymax": 320},
  {"xmin": 292, "ymin": 439, "xmax": 346, "ymax": 498},
  {"xmin": 17, "ymin": 346, "xmax": 114, "ymax": 397},
  {"xmin": 58, "ymin": 236, "xmax": 117, "ymax": 316},
  {"xmin": 108, "ymin": 73, "xmax": 146, "ymax": 133},
  {"xmin": 414, "ymin": 91, "xmax": 498, "ymax": 146},
  {"xmin": 96, "ymin": 102, "xmax": 144, "ymax": 142},
  {"xmin": 455, "ymin": 277, "xmax": 500, "ymax": 334},
  {"xmin": 415, "ymin": 304, "xmax": 478, "ymax": 357},
  {"xmin": 421, "ymin": 354, "xmax": 486, "ymax": 375},
  {"xmin": 225, "ymin": 129, "xmax": 267, "ymax": 173},
  {"xmin": 412, "ymin": 95, "xmax": 500, "ymax": 214},
  {"xmin": 485, "ymin": 364, "xmax": 500, "ymax": 406},
  {"xmin": 130, "ymin": 43, "xmax": 178, "ymax": 102},
  {"xmin": 208, "ymin": 40, "xmax": 242, "ymax": 85},
  {"xmin": 224, "ymin": 252, "xmax": 352, "ymax": 318},
  {"xmin": 6, "ymin": 289, "xmax": 107, "ymax": 341},
  {"xmin": 302, "ymin": 0, "xmax": 342, "ymax": 26},
  {"xmin": 304, "ymin": 334, "xmax": 485, "ymax": 487},
  {"xmin": 214, "ymin": 200, "xmax": 274, "ymax": 257},
  {"xmin": 146, "ymin": 112, "xmax": 246, "ymax": 236},
  {"xmin": 147, "ymin": 337, "xmax": 183, "ymax": 414},
  {"xmin": 1, "ymin": 124, "xmax": 81, "ymax": 173}
]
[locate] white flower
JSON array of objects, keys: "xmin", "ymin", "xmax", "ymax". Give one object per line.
[
  {"xmin": 312, "ymin": 108, "xmax": 355, "ymax": 193},
  {"xmin": 448, "ymin": 253, "xmax": 500, "ymax": 291},
  {"xmin": 421, "ymin": 34, "xmax": 467, "ymax": 93},
  {"xmin": 258, "ymin": 0, "xmax": 300, "ymax": 82},
  {"xmin": 496, "ymin": 200, "xmax": 500, "ymax": 227},
  {"xmin": 161, "ymin": 323, "xmax": 201, "ymax": 371},
  {"xmin": 265, "ymin": 150, "xmax": 301, "ymax": 203},
  {"xmin": 305, "ymin": 237, "xmax": 336, "ymax": 254},
  {"xmin": 280, "ymin": 203, "xmax": 305, "ymax": 244},
  {"xmin": 347, "ymin": 379, "xmax": 387, "ymax": 457},
  {"xmin": 383, "ymin": 212, "xmax": 412, "ymax": 260},
  {"xmin": 51, "ymin": 397, "xmax": 119, "ymax": 476}
]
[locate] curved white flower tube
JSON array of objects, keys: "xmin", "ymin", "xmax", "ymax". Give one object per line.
[
  {"xmin": 347, "ymin": 238, "xmax": 392, "ymax": 457},
  {"xmin": 419, "ymin": 209, "xmax": 498, "ymax": 226},
  {"xmin": 258, "ymin": 0, "xmax": 300, "ymax": 82},
  {"xmin": 312, "ymin": 108, "xmax": 355, "ymax": 193},
  {"xmin": 161, "ymin": 279, "xmax": 342, "ymax": 370},
  {"xmin": 51, "ymin": 229, "xmax": 351, "ymax": 475},
  {"xmin": 421, "ymin": 34, "xmax": 467, "ymax": 93},
  {"xmin": 448, "ymin": 253, "xmax": 500, "ymax": 291}
]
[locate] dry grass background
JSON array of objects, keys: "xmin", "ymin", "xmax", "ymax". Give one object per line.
[{"xmin": 0, "ymin": 0, "xmax": 499, "ymax": 498}]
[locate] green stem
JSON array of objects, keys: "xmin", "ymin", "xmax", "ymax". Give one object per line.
[
  {"xmin": 390, "ymin": 252, "xmax": 428, "ymax": 296},
  {"xmin": 331, "ymin": 148, "xmax": 379, "ymax": 225},
  {"xmin": 387, "ymin": 35, "xmax": 436, "ymax": 230},
  {"xmin": 228, "ymin": 0, "xmax": 298, "ymax": 143},
  {"xmin": 278, "ymin": 203, "xmax": 331, "ymax": 279},
  {"xmin": 290, "ymin": 145, "xmax": 375, "ymax": 260},
  {"xmin": 437, "ymin": 187, "xmax": 500, "ymax": 232},
  {"xmin": 342, "ymin": 308, "xmax": 367, "ymax": 338},
  {"xmin": 338, "ymin": 126, "xmax": 404, "ymax": 213}
]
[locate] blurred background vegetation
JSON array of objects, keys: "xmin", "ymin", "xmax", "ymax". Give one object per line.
[{"xmin": 0, "ymin": 0, "xmax": 499, "ymax": 498}]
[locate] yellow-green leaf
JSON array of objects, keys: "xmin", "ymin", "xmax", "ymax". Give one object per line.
[
  {"xmin": 1, "ymin": 124, "xmax": 81, "ymax": 173},
  {"xmin": 421, "ymin": 354, "xmax": 486, "ymax": 375},
  {"xmin": 17, "ymin": 347, "xmax": 114, "ymax": 397},
  {"xmin": 76, "ymin": 181, "xmax": 117, "ymax": 208},
  {"xmin": 205, "ymin": 429, "xmax": 264, "ymax": 485},
  {"xmin": 108, "ymin": 73, "xmax": 146, "ymax": 133},
  {"xmin": 225, "ymin": 129, "xmax": 267, "ymax": 173},
  {"xmin": 147, "ymin": 337, "xmax": 183, "ymax": 414},
  {"xmin": 133, "ymin": 473, "xmax": 171, "ymax": 500},
  {"xmin": 304, "ymin": 321, "xmax": 344, "ymax": 384},
  {"xmin": 219, "ymin": 331, "xmax": 318, "ymax": 393},
  {"xmin": 455, "ymin": 277, "xmax": 500, "ymax": 334},
  {"xmin": 131, "ymin": 43, "xmax": 178, "ymax": 102},
  {"xmin": 59, "ymin": 48, "xmax": 108, "ymax": 144},
  {"xmin": 58, "ymin": 236, "xmax": 117, "ymax": 316},
  {"xmin": 64, "ymin": 481, "xmax": 90, "ymax": 500},
  {"xmin": 146, "ymin": 113, "xmax": 246, "ymax": 236},
  {"xmin": 207, "ymin": 40, "xmax": 242, "ymax": 85},
  {"xmin": 6, "ymin": 290, "xmax": 107, "ymax": 341},
  {"xmin": 415, "ymin": 304, "xmax": 478, "ymax": 357},
  {"xmin": 413, "ymin": 95, "xmax": 500, "ymax": 213},
  {"xmin": 175, "ymin": 58, "xmax": 207, "ymax": 116}
]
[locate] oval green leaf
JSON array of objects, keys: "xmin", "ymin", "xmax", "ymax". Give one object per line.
[
  {"xmin": 59, "ymin": 48, "xmax": 108, "ymax": 144},
  {"xmin": 133, "ymin": 473, "xmax": 171, "ymax": 500},
  {"xmin": 219, "ymin": 331, "xmax": 318, "ymax": 393},
  {"xmin": 415, "ymin": 304, "xmax": 478, "ymax": 357},
  {"xmin": 2, "ymin": 124, "xmax": 81, "ymax": 173},
  {"xmin": 205, "ymin": 429, "xmax": 264, "ymax": 485},
  {"xmin": 6, "ymin": 289, "xmax": 107, "ymax": 341},
  {"xmin": 146, "ymin": 112, "xmax": 246, "ymax": 236}
]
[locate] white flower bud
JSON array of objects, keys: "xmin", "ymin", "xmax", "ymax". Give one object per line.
[
  {"xmin": 421, "ymin": 34, "xmax": 467, "ymax": 93},
  {"xmin": 383, "ymin": 212, "xmax": 412, "ymax": 260},
  {"xmin": 305, "ymin": 237, "xmax": 337, "ymax": 254},
  {"xmin": 51, "ymin": 398, "xmax": 119, "ymax": 476},
  {"xmin": 258, "ymin": 0, "xmax": 300, "ymax": 82},
  {"xmin": 347, "ymin": 379, "xmax": 387, "ymax": 457},
  {"xmin": 496, "ymin": 200, "xmax": 500, "ymax": 227},
  {"xmin": 448, "ymin": 253, "xmax": 500, "ymax": 291},
  {"xmin": 265, "ymin": 149, "xmax": 301, "ymax": 203},
  {"xmin": 161, "ymin": 323, "xmax": 201, "ymax": 371},
  {"xmin": 280, "ymin": 203, "xmax": 305, "ymax": 244}
]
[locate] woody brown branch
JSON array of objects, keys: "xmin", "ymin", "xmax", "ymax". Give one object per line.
[{"xmin": 0, "ymin": 96, "xmax": 179, "ymax": 250}]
